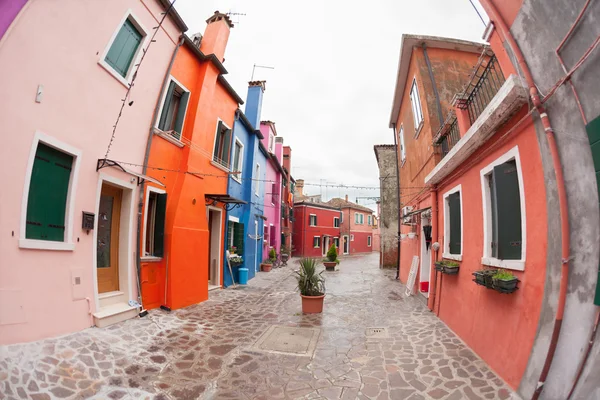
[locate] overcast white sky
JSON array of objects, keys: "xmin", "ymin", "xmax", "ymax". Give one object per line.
[{"xmin": 175, "ymin": 0, "xmax": 488, "ymax": 208}]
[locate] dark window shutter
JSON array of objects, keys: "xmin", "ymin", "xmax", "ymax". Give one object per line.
[
  {"xmin": 158, "ymin": 81, "xmax": 175, "ymax": 130},
  {"xmin": 105, "ymin": 19, "xmax": 142, "ymax": 77},
  {"xmin": 489, "ymin": 175, "xmax": 499, "ymax": 258},
  {"xmin": 269, "ymin": 225, "xmax": 275, "ymax": 247},
  {"xmin": 448, "ymin": 192, "xmax": 461, "ymax": 254},
  {"xmin": 233, "ymin": 222, "xmax": 244, "ymax": 255},
  {"xmin": 585, "ymin": 116, "xmax": 600, "ymax": 305},
  {"xmin": 173, "ymin": 90, "xmax": 189, "ymax": 139},
  {"xmin": 213, "ymin": 122, "xmax": 222, "ymax": 160},
  {"xmin": 26, "ymin": 143, "xmax": 72, "ymax": 241},
  {"xmin": 153, "ymin": 193, "xmax": 167, "ymax": 257},
  {"xmin": 221, "ymin": 128, "xmax": 232, "ymax": 166},
  {"xmin": 281, "ymin": 233, "xmax": 285, "ymax": 245},
  {"xmin": 493, "ymin": 160, "xmax": 522, "ymax": 260}
]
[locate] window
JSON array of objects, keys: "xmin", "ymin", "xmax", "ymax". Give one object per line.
[
  {"xmin": 213, "ymin": 120, "xmax": 233, "ymax": 169},
  {"xmin": 263, "ymin": 225, "xmax": 269, "ymax": 244},
  {"xmin": 334, "ymin": 237, "xmax": 340, "ymax": 249},
  {"xmin": 367, "ymin": 215, "xmax": 372, "ymax": 226},
  {"xmin": 340, "ymin": 212, "xmax": 344, "ymax": 223},
  {"xmin": 313, "ymin": 236, "xmax": 321, "ymax": 248},
  {"xmin": 227, "ymin": 221, "xmax": 245, "ymax": 255},
  {"xmin": 271, "ymin": 182, "xmax": 278, "ymax": 205},
  {"xmin": 157, "ymin": 78, "xmax": 190, "ymax": 141},
  {"xmin": 25, "ymin": 143, "xmax": 74, "ymax": 242},
  {"xmin": 334, "ymin": 217, "xmax": 340, "ymax": 228},
  {"xmin": 443, "ymin": 185, "xmax": 462, "ymax": 260},
  {"xmin": 410, "ymin": 78, "xmax": 424, "ymax": 132},
  {"xmin": 481, "ymin": 147, "xmax": 525, "ymax": 269},
  {"xmin": 309, "ymin": 214, "xmax": 317, "ymax": 226},
  {"xmin": 144, "ymin": 189, "xmax": 167, "ymax": 257},
  {"xmin": 269, "ymin": 224, "xmax": 275, "ymax": 247},
  {"xmin": 350, "ymin": 234, "xmax": 355, "ymax": 241},
  {"xmin": 255, "ymin": 163, "xmax": 260, "ymax": 196},
  {"xmin": 104, "ymin": 17, "xmax": 145, "ymax": 79},
  {"xmin": 355, "ymin": 213, "xmax": 364, "ymax": 224},
  {"xmin": 367, "ymin": 236, "xmax": 372, "ymax": 247},
  {"xmin": 268, "ymin": 133, "xmax": 275, "ymax": 153},
  {"xmin": 231, "ymin": 139, "xmax": 243, "ymax": 182},
  {"xmin": 399, "ymin": 125, "xmax": 406, "ymax": 164}
]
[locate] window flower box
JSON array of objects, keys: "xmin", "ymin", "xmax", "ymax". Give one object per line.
[
  {"xmin": 228, "ymin": 254, "xmax": 243, "ymax": 267},
  {"xmin": 473, "ymin": 269, "xmax": 496, "ymax": 288},
  {"xmin": 435, "ymin": 260, "xmax": 460, "ymax": 275},
  {"xmin": 473, "ymin": 269, "xmax": 519, "ymax": 294}
]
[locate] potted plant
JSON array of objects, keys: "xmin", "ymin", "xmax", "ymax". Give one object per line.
[
  {"xmin": 323, "ymin": 244, "xmax": 339, "ymax": 271},
  {"xmin": 229, "ymin": 254, "xmax": 243, "ymax": 267},
  {"xmin": 473, "ymin": 269, "xmax": 497, "ymax": 288},
  {"xmin": 295, "ymin": 258, "xmax": 325, "ymax": 313},
  {"xmin": 492, "ymin": 269, "xmax": 519, "ymax": 293},
  {"xmin": 261, "ymin": 258, "xmax": 273, "ymax": 272},
  {"xmin": 442, "ymin": 260, "xmax": 460, "ymax": 275},
  {"xmin": 280, "ymin": 245, "xmax": 291, "ymax": 265}
]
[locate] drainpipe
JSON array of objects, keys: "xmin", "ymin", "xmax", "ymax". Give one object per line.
[
  {"xmin": 392, "ymin": 123, "xmax": 402, "ymax": 280},
  {"xmin": 428, "ymin": 188, "xmax": 438, "ymax": 312},
  {"xmin": 135, "ymin": 36, "xmax": 185, "ymax": 313},
  {"xmin": 479, "ymin": 2, "xmax": 571, "ymax": 398},
  {"xmin": 422, "ymin": 43, "xmax": 445, "ymax": 128}
]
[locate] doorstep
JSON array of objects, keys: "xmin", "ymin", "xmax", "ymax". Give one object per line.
[
  {"xmin": 208, "ymin": 285, "xmax": 222, "ymax": 291},
  {"xmin": 93, "ymin": 302, "xmax": 138, "ymax": 329}
]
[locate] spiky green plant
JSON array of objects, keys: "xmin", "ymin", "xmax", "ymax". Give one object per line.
[
  {"xmin": 493, "ymin": 269, "xmax": 516, "ymax": 281},
  {"xmin": 295, "ymin": 258, "xmax": 325, "ymax": 296}
]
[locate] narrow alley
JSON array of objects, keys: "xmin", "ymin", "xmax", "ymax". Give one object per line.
[{"xmin": 0, "ymin": 254, "xmax": 512, "ymax": 400}]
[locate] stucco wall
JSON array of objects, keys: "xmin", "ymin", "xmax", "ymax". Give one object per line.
[{"xmin": 375, "ymin": 146, "xmax": 399, "ymax": 268}]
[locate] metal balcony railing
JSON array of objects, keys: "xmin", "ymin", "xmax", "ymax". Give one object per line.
[
  {"xmin": 457, "ymin": 54, "xmax": 505, "ymax": 125},
  {"xmin": 439, "ymin": 117, "xmax": 461, "ymax": 159}
]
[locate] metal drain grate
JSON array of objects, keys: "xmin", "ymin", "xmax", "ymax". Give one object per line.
[{"xmin": 366, "ymin": 327, "xmax": 389, "ymax": 338}]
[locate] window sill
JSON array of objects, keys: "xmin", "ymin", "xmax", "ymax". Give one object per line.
[
  {"xmin": 141, "ymin": 256, "xmax": 163, "ymax": 263},
  {"xmin": 442, "ymin": 253, "xmax": 462, "ymax": 261},
  {"xmin": 153, "ymin": 128, "xmax": 184, "ymax": 148},
  {"xmin": 232, "ymin": 176, "xmax": 242, "ymax": 184},
  {"xmin": 401, "ymin": 159, "xmax": 406, "ymax": 168},
  {"xmin": 481, "ymin": 257, "xmax": 525, "ymax": 271},
  {"xmin": 414, "ymin": 120, "xmax": 424, "ymax": 139},
  {"xmin": 98, "ymin": 60, "xmax": 131, "ymax": 89},
  {"xmin": 210, "ymin": 160, "xmax": 230, "ymax": 173},
  {"xmin": 19, "ymin": 239, "xmax": 75, "ymax": 251},
  {"xmin": 98, "ymin": 291, "xmax": 124, "ymax": 300}
]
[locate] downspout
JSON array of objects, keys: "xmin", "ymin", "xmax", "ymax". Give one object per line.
[
  {"xmin": 392, "ymin": 123, "xmax": 402, "ymax": 280},
  {"xmin": 480, "ymin": 2, "xmax": 571, "ymax": 399},
  {"xmin": 428, "ymin": 188, "xmax": 438, "ymax": 312},
  {"xmin": 422, "ymin": 43, "xmax": 445, "ymax": 128},
  {"xmin": 135, "ymin": 36, "xmax": 185, "ymax": 312}
]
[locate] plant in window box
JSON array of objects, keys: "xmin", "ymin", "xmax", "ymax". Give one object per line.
[
  {"xmin": 228, "ymin": 246, "xmax": 237, "ymax": 254},
  {"xmin": 323, "ymin": 244, "xmax": 339, "ymax": 271},
  {"xmin": 472, "ymin": 269, "xmax": 497, "ymax": 288},
  {"xmin": 492, "ymin": 269, "xmax": 519, "ymax": 293},
  {"xmin": 228, "ymin": 254, "xmax": 243, "ymax": 267},
  {"xmin": 442, "ymin": 260, "xmax": 460, "ymax": 275}
]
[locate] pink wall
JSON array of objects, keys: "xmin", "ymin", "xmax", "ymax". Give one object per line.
[
  {"xmin": 0, "ymin": 0, "xmax": 180, "ymax": 344},
  {"xmin": 260, "ymin": 123, "xmax": 282, "ymax": 257}
]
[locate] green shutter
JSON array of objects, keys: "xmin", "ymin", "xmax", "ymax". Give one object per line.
[
  {"xmin": 489, "ymin": 175, "xmax": 499, "ymax": 258},
  {"xmin": 586, "ymin": 115, "xmax": 600, "ymax": 306},
  {"xmin": 105, "ymin": 19, "xmax": 142, "ymax": 78},
  {"xmin": 493, "ymin": 161, "xmax": 522, "ymax": 260},
  {"xmin": 26, "ymin": 143, "xmax": 72, "ymax": 241},
  {"xmin": 448, "ymin": 192, "xmax": 461, "ymax": 254},
  {"xmin": 173, "ymin": 91, "xmax": 189, "ymax": 139},
  {"xmin": 158, "ymin": 81, "xmax": 175, "ymax": 130},
  {"xmin": 153, "ymin": 193, "xmax": 167, "ymax": 257},
  {"xmin": 220, "ymin": 128, "xmax": 232, "ymax": 166},
  {"xmin": 233, "ymin": 222, "xmax": 245, "ymax": 256}
]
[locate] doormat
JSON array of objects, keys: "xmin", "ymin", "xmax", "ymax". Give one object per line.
[
  {"xmin": 365, "ymin": 327, "xmax": 389, "ymax": 339},
  {"xmin": 249, "ymin": 325, "xmax": 321, "ymax": 357}
]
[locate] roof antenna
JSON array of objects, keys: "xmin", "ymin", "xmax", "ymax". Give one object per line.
[
  {"xmin": 226, "ymin": 10, "xmax": 246, "ymax": 25},
  {"xmin": 251, "ymin": 64, "xmax": 275, "ymax": 81}
]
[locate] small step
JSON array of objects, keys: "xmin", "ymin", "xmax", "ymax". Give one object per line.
[{"xmin": 93, "ymin": 302, "xmax": 138, "ymax": 328}]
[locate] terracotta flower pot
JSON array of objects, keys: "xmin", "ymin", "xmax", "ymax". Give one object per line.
[
  {"xmin": 261, "ymin": 263, "xmax": 272, "ymax": 272},
  {"xmin": 323, "ymin": 261, "xmax": 337, "ymax": 271},
  {"xmin": 301, "ymin": 294, "xmax": 325, "ymax": 314}
]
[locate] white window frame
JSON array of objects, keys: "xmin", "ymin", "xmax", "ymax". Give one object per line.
[
  {"xmin": 333, "ymin": 217, "xmax": 340, "ymax": 227},
  {"xmin": 442, "ymin": 184, "xmax": 463, "ymax": 261},
  {"xmin": 410, "ymin": 77, "xmax": 424, "ymax": 134},
  {"xmin": 98, "ymin": 10, "xmax": 149, "ymax": 89},
  {"xmin": 480, "ymin": 146, "xmax": 527, "ymax": 271},
  {"xmin": 399, "ymin": 125, "xmax": 406, "ymax": 166},
  {"xmin": 350, "ymin": 234, "xmax": 355, "ymax": 241},
  {"xmin": 154, "ymin": 75, "xmax": 191, "ymax": 144},
  {"xmin": 334, "ymin": 237, "xmax": 340, "ymax": 248},
  {"xmin": 313, "ymin": 236, "xmax": 321, "ymax": 248},
  {"xmin": 340, "ymin": 212, "xmax": 344, "ymax": 223},
  {"xmin": 309, "ymin": 214, "xmax": 317, "ymax": 227},
  {"xmin": 142, "ymin": 186, "xmax": 167, "ymax": 260},
  {"xmin": 268, "ymin": 133, "xmax": 275, "ymax": 153},
  {"xmin": 367, "ymin": 215, "xmax": 372, "ymax": 226},
  {"xmin": 231, "ymin": 138, "xmax": 244, "ymax": 183},
  {"xmin": 367, "ymin": 236, "xmax": 372, "ymax": 247},
  {"xmin": 211, "ymin": 118, "xmax": 232, "ymax": 172},
  {"xmin": 19, "ymin": 131, "xmax": 82, "ymax": 251},
  {"xmin": 255, "ymin": 163, "xmax": 260, "ymax": 196}
]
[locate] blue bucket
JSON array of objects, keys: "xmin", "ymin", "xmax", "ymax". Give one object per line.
[{"xmin": 238, "ymin": 268, "xmax": 249, "ymax": 285}]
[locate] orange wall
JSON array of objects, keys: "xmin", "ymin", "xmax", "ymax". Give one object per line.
[
  {"xmin": 432, "ymin": 108, "xmax": 546, "ymax": 388},
  {"xmin": 141, "ymin": 43, "xmax": 238, "ymax": 310}
]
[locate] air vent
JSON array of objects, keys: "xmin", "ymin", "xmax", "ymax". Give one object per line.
[{"xmin": 366, "ymin": 327, "xmax": 389, "ymax": 338}]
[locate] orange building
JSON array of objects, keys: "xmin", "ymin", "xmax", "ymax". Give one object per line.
[{"xmin": 140, "ymin": 12, "xmax": 244, "ymax": 311}]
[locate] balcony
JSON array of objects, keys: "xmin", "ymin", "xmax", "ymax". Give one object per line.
[
  {"xmin": 426, "ymin": 73, "xmax": 529, "ymax": 185},
  {"xmin": 434, "ymin": 113, "xmax": 461, "ymax": 160}
]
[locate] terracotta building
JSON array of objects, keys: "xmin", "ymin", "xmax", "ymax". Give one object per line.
[
  {"xmin": 292, "ymin": 202, "xmax": 341, "ymax": 258},
  {"xmin": 327, "ymin": 197, "xmax": 375, "ymax": 255}
]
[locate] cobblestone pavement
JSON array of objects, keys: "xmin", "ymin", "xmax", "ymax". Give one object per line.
[{"xmin": 1, "ymin": 253, "xmax": 516, "ymax": 400}]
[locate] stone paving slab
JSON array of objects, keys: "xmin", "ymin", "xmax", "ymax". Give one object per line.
[{"xmin": 0, "ymin": 254, "xmax": 517, "ymax": 399}]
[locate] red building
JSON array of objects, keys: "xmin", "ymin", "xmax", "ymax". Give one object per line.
[
  {"xmin": 281, "ymin": 145, "xmax": 294, "ymax": 253},
  {"xmin": 292, "ymin": 202, "xmax": 341, "ymax": 258}
]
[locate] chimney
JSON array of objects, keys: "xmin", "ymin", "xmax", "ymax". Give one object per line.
[
  {"xmin": 245, "ymin": 81, "xmax": 265, "ymax": 129},
  {"xmin": 199, "ymin": 11, "xmax": 233, "ymax": 62},
  {"xmin": 345, "ymin": 194, "xmax": 348, "ymax": 202},
  {"xmin": 296, "ymin": 179, "xmax": 304, "ymax": 196}
]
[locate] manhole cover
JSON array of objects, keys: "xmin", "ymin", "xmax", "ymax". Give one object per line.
[
  {"xmin": 366, "ymin": 327, "xmax": 389, "ymax": 338},
  {"xmin": 250, "ymin": 325, "xmax": 321, "ymax": 357}
]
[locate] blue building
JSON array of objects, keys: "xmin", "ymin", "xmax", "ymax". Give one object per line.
[{"xmin": 223, "ymin": 81, "xmax": 269, "ymax": 286}]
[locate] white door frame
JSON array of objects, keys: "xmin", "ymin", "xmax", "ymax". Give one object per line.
[
  {"xmin": 254, "ymin": 220, "xmax": 258, "ymax": 273},
  {"xmin": 420, "ymin": 224, "xmax": 431, "ymax": 297},
  {"xmin": 342, "ymin": 235, "xmax": 349, "ymax": 255},
  {"xmin": 207, "ymin": 206, "xmax": 222, "ymax": 286}
]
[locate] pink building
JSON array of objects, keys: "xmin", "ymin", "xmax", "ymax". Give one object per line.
[
  {"xmin": 327, "ymin": 197, "xmax": 375, "ymax": 255},
  {"xmin": 259, "ymin": 121, "xmax": 284, "ymax": 258},
  {"xmin": 0, "ymin": 0, "xmax": 186, "ymax": 344}
]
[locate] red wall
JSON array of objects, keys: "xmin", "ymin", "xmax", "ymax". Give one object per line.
[
  {"xmin": 292, "ymin": 204, "xmax": 341, "ymax": 258},
  {"xmin": 349, "ymin": 231, "xmax": 373, "ymax": 254}
]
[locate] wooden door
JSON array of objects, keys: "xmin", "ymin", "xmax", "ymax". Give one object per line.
[{"xmin": 97, "ymin": 184, "xmax": 122, "ymax": 293}]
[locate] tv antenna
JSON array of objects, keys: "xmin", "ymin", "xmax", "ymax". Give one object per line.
[
  {"xmin": 251, "ymin": 64, "xmax": 275, "ymax": 80},
  {"xmin": 226, "ymin": 11, "xmax": 246, "ymax": 25}
]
